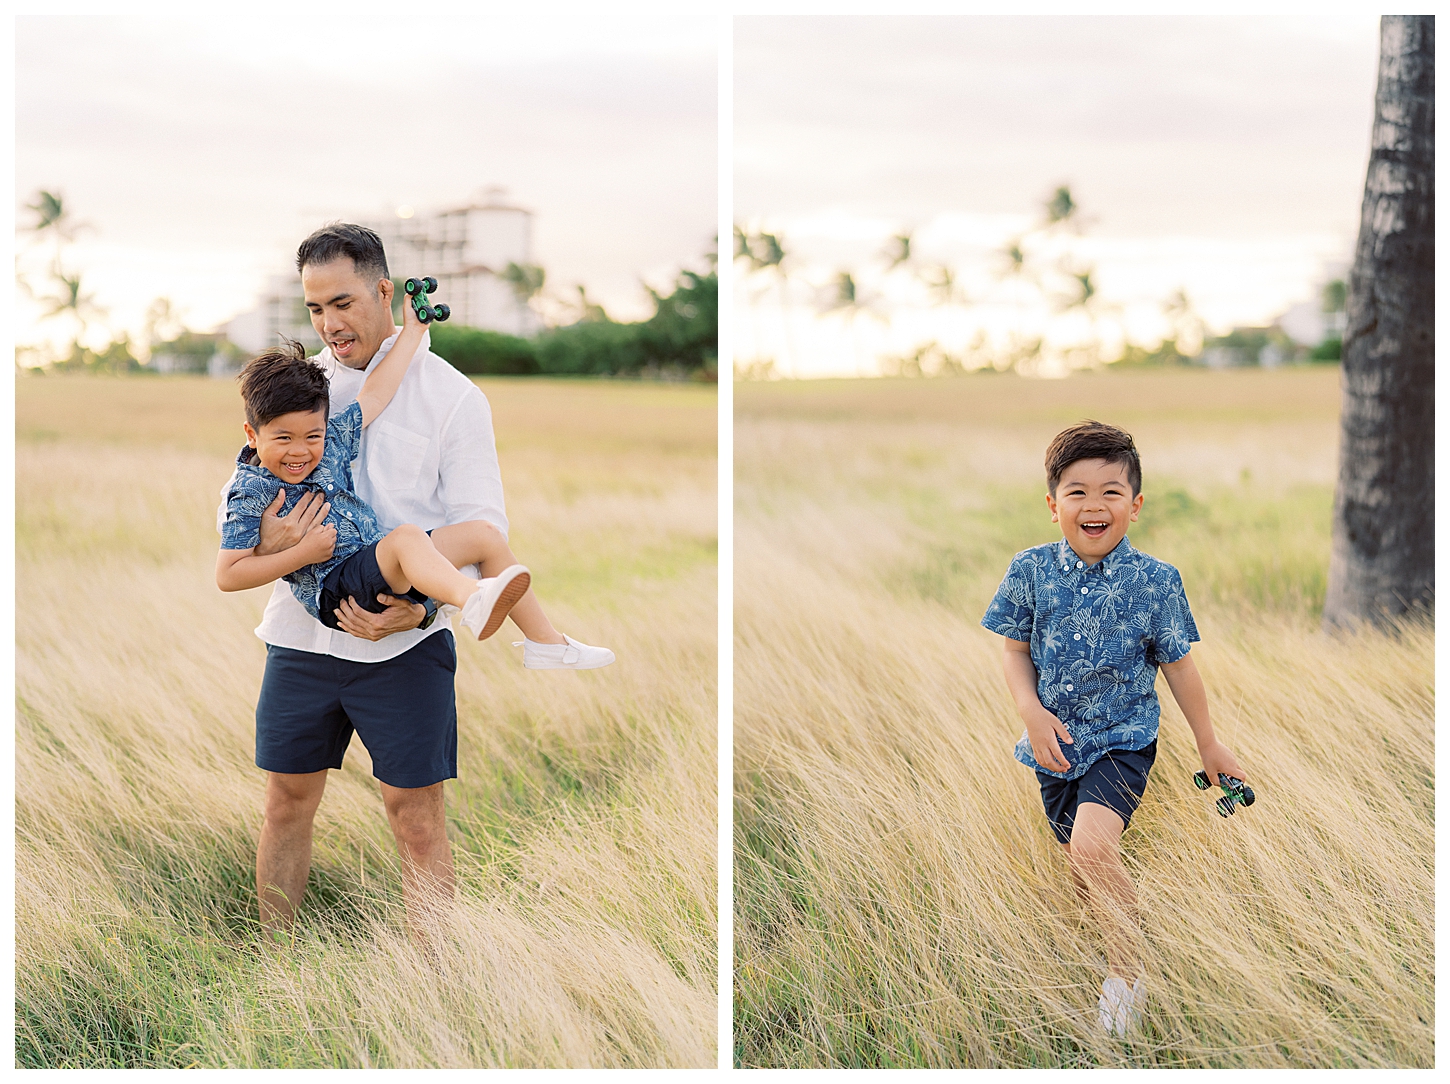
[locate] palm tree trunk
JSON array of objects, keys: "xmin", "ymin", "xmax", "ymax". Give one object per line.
[{"xmin": 1323, "ymin": 15, "xmax": 1435, "ymax": 628}]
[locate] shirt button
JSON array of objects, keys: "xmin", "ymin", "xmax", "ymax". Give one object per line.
[
  {"xmin": 1106, "ymin": 569, "xmax": 1113, "ymax": 576},
  {"xmin": 326, "ymin": 484, "xmax": 333, "ymax": 491},
  {"xmin": 344, "ymin": 511, "xmax": 352, "ymax": 519},
  {"xmin": 1074, "ymin": 633, "xmax": 1081, "ymax": 640},
  {"xmin": 1081, "ymin": 587, "xmax": 1089, "ymax": 594},
  {"xmin": 1066, "ymin": 684, "xmax": 1074, "ymax": 691},
  {"xmin": 1076, "ymin": 561, "xmax": 1083, "ymax": 568}
]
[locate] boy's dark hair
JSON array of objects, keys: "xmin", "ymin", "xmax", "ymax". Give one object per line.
[
  {"xmin": 1045, "ymin": 420, "xmax": 1142, "ymax": 496},
  {"xmin": 295, "ymin": 221, "xmax": 389, "ymax": 282},
  {"xmin": 238, "ymin": 340, "xmax": 329, "ymax": 429}
]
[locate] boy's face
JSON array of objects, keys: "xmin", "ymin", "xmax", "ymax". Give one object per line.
[
  {"xmin": 243, "ymin": 409, "xmax": 327, "ymax": 484},
  {"xmin": 1046, "ymin": 457, "xmax": 1143, "ymax": 564}
]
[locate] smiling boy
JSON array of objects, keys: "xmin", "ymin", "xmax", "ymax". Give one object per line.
[{"xmin": 981, "ymin": 420, "xmax": 1247, "ymax": 1036}]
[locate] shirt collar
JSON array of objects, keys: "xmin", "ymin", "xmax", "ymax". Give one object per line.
[{"xmin": 1056, "ymin": 535, "xmax": 1134, "ymax": 574}]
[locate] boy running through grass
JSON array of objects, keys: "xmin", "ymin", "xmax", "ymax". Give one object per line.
[{"xmin": 981, "ymin": 420, "xmax": 1247, "ymax": 1036}]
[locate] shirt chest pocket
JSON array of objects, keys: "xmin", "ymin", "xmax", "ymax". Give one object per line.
[{"xmin": 366, "ymin": 419, "xmax": 432, "ymax": 492}]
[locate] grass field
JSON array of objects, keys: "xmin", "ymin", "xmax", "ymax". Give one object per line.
[
  {"xmin": 734, "ymin": 367, "xmax": 1433, "ymax": 1068},
  {"xmin": 16, "ymin": 374, "xmax": 717, "ymax": 1068}
]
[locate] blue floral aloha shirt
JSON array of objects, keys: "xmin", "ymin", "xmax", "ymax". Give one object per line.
[
  {"xmin": 981, "ymin": 536, "xmax": 1199, "ymax": 780},
  {"xmin": 220, "ymin": 401, "xmax": 385, "ymax": 619}
]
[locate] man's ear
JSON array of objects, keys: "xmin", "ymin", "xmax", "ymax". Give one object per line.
[{"xmin": 378, "ymin": 277, "xmax": 394, "ymax": 302}]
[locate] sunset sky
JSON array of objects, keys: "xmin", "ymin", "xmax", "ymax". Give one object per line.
[
  {"xmin": 735, "ymin": 13, "xmax": 1380, "ymax": 377},
  {"xmin": 15, "ymin": 8, "xmax": 716, "ymax": 357}
]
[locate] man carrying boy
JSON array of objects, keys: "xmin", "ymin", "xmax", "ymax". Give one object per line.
[
  {"xmin": 224, "ymin": 223, "xmax": 523, "ymax": 940},
  {"xmin": 981, "ymin": 421, "xmax": 1247, "ymax": 1036}
]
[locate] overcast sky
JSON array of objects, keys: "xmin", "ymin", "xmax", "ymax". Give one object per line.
[
  {"xmin": 735, "ymin": 13, "xmax": 1382, "ymax": 375},
  {"xmin": 16, "ymin": 8, "xmax": 716, "ymax": 351}
]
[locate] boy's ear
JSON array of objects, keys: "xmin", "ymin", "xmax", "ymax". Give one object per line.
[
  {"xmin": 243, "ymin": 422, "xmax": 259, "ymax": 448},
  {"xmin": 1130, "ymin": 492, "xmax": 1144, "ymax": 520},
  {"xmin": 1045, "ymin": 491, "xmax": 1059, "ymax": 522}
]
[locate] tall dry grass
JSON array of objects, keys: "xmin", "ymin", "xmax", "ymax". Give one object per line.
[
  {"xmin": 16, "ymin": 375, "xmax": 717, "ymax": 1068},
  {"xmin": 734, "ymin": 368, "xmax": 1432, "ymax": 1068}
]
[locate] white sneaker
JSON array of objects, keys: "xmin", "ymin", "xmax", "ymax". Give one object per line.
[
  {"xmin": 460, "ymin": 565, "xmax": 531, "ymax": 641},
  {"xmin": 1098, "ymin": 975, "xmax": 1145, "ymax": 1037},
  {"xmin": 512, "ymin": 634, "xmax": 615, "ymax": 670}
]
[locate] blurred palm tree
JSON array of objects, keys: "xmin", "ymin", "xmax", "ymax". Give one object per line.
[
  {"xmin": 501, "ymin": 262, "xmax": 546, "ymax": 309},
  {"xmin": 38, "ymin": 268, "xmax": 106, "ymax": 341},
  {"xmin": 571, "ymin": 284, "xmax": 609, "ymax": 324},
  {"xmin": 735, "ymin": 226, "xmax": 796, "ymax": 370},
  {"xmin": 1162, "ymin": 287, "xmax": 1204, "ymax": 356},
  {"xmin": 1044, "ymin": 184, "xmax": 1078, "ymax": 228},
  {"xmin": 884, "ymin": 231, "xmax": 912, "ymax": 271}
]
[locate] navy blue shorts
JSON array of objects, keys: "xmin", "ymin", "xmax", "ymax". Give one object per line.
[
  {"xmin": 318, "ymin": 541, "xmax": 429, "ymax": 631},
  {"xmin": 1037, "ymin": 740, "xmax": 1157, "ymax": 846},
  {"xmin": 254, "ymin": 631, "xmax": 458, "ymax": 789}
]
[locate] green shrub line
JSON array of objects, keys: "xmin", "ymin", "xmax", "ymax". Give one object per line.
[{"xmin": 429, "ymin": 267, "xmax": 717, "ymax": 381}]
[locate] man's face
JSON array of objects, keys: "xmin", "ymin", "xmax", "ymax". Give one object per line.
[
  {"xmin": 244, "ymin": 409, "xmax": 328, "ymax": 483},
  {"xmin": 301, "ymin": 257, "xmax": 396, "ymax": 369},
  {"xmin": 1046, "ymin": 457, "xmax": 1144, "ymax": 564}
]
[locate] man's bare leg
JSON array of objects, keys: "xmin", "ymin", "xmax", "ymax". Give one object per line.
[
  {"xmin": 429, "ymin": 521, "xmax": 565, "ymax": 645},
  {"xmin": 379, "ymin": 780, "xmax": 455, "ymax": 943},
  {"xmin": 257, "ymin": 770, "xmax": 329, "ymax": 939},
  {"xmin": 1067, "ymin": 802, "xmax": 1143, "ymax": 980}
]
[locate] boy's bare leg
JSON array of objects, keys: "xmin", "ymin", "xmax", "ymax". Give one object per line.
[
  {"xmin": 1067, "ymin": 802, "xmax": 1143, "ymax": 980},
  {"xmin": 257, "ymin": 770, "xmax": 329, "ymax": 939},
  {"xmin": 1061, "ymin": 843, "xmax": 1092, "ymax": 908},
  {"xmin": 429, "ymin": 522, "xmax": 565, "ymax": 644},
  {"xmin": 379, "ymin": 781, "xmax": 455, "ymax": 946},
  {"xmin": 374, "ymin": 524, "xmax": 481, "ymax": 609}
]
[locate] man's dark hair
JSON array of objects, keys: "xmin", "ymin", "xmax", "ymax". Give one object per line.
[
  {"xmin": 1045, "ymin": 420, "xmax": 1142, "ymax": 496},
  {"xmin": 295, "ymin": 221, "xmax": 389, "ymax": 282},
  {"xmin": 238, "ymin": 339, "xmax": 329, "ymax": 429}
]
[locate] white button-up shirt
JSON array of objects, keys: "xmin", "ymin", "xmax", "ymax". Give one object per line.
[{"xmin": 217, "ymin": 328, "xmax": 509, "ymax": 662}]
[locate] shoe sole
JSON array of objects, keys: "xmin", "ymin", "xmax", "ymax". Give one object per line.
[
  {"xmin": 524, "ymin": 652, "xmax": 615, "ymax": 670},
  {"xmin": 477, "ymin": 570, "xmax": 531, "ymax": 640}
]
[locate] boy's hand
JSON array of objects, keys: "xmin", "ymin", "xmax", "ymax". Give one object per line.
[
  {"xmin": 296, "ymin": 521, "xmax": 337, "ymax": 565},
  {"xmin": 1198, "ymin": 739, "xmax": 1246, "ymax": 787},
  {"xmin": 400, "ymin": 286, "xmax": 424, "ymax": 331},
  {"xmin": 1026, "ymin": 708, "xmax": 1074, "ymax": 773}
]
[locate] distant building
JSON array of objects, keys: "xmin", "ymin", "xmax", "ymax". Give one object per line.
[
  {"xmin": 220, "ymin": 188, "xmax": 543, "ymax": 355},
  {"xmin": 222, "ymin": 274, "xmax": 319, "ymax": 355},
  {"xmin": 361, "ymin": 188, "xmax": 543, "ymax": 337}
]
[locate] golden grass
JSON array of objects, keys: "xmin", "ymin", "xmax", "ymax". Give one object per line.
[
  {"xmin": 16, "ymin": 374, "xmax": 717, "ymax": 1068},
  {"xmin": 734, "ymin": 367, "xmax": 1433, "ymax": 1068}
]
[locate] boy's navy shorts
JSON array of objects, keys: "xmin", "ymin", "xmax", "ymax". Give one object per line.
[
  {"xmin": 317, "ymin": 541, "xmax": 429, "ymax": 631},
  {"xmin": 254, "ymin": 631, "xmax": 458, "ymax": 789},
  {"xmin": 1037, "ymin": 740, "xmax": 1157, "ymax": 846}
]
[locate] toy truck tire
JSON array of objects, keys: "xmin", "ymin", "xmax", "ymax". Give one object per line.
[
  {"xmin": 423, "ymin": 276, "xmax": 438, "ymax": 292},
  {"xmin": 417, "ymin": 306, "xmax": 432, "ymax": 324},
  {"xmin": 434, "ymin": 303, "xmax": 450, "ymax": 321},
  {"xmin": 405, "ymin": 278, "xmax": 421, "ymax": 296}
]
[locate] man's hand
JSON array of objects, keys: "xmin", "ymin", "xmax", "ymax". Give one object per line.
[
  {"xmin": 256, "ymin": 490, "xmax": 332, "ymax": 556},
  {"xmin": 295, "ymin": 521, "xmax": 337, "ymax": 566},
  {"xmin": 1197, "ymin": 738, "xmax": 1247, "ymax": 788},
  {"xmin": 333, "ymin": 594, "xmax": 427, "ymax": 641},
  {"xmin": 1025, "ymin": 707, "xmax": 1075, "ymax": 773}
]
